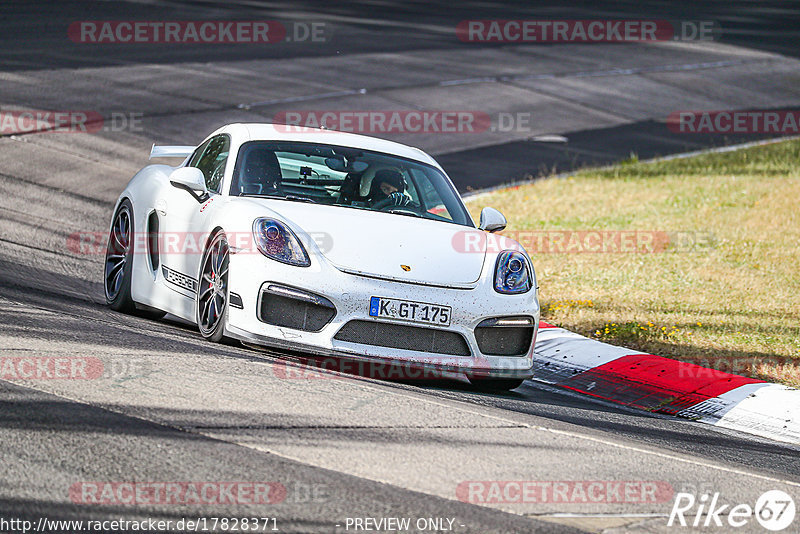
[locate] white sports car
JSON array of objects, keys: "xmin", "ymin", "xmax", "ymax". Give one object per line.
[{"xmin": 104, "ymin": 123, "xmax": 539, "ymax": 390}]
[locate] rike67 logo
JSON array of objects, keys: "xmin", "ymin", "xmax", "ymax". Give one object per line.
[{"xmin": 668, "ymin": 490, "xmax": 795, "ymax": 531}]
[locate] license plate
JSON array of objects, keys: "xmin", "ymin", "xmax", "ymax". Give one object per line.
[{"xmin": 369, "ymin": 296, "xmax": 451, "ymax": 327}]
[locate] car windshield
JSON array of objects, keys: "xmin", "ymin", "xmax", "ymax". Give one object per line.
[{"xmin": 229, "ymin": 141, "xmax": 473, "ymax": 227}]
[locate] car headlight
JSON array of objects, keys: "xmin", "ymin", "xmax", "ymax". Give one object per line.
[
  {"xmin": 494, "ymin": 250, "xmax": 532, "ymax": 294},
  {"xmin": 252, "ymin": 218, "xmax": 310, "ymax": 267}
]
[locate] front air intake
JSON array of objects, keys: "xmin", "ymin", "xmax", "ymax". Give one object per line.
[
  {"xmin": 334, "ymin": 320, "xmax": 471, "ymax": 356},
  {"xmin": 258, "ymin": 284, "xmax": 336, "ymax": 332},
  {"xmin": 474, "ymin": 316, "xmax": 535, "ymax": 356}
]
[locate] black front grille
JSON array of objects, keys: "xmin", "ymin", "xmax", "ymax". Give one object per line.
[
  {"xmin": 259, "ymin": 290, "xmax": 335, "ymax": 332},
  {"xmin": 334, "ymin": 320, "xmax": 471, "ymax": 356},
  {"xmin": 475, "ymin": 321, "xmax": 534, "ymax": 356}
]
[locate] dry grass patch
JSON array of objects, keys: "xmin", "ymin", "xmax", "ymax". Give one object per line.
[{"xmin": 467, "ymin": 140, "xmax": 800, "ymax": 386}]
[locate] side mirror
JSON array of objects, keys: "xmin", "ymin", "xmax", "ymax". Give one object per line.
[
  {"xmin": 170, "ymin": 167, "xmax": 207, "ymax": 193},
  {"xmin": 169, "ymin": 167, "xmax": 208, "ymax": 202},
  {"xmin": 479, "ymin": 207, "xmax": 507, "ymax": 233}
]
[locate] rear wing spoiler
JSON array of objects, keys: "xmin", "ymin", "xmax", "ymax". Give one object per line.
[{"xmin": 149, "ymin": 144, "xmax": 195, "ymax": 159}]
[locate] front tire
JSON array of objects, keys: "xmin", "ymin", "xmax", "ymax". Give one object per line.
[
  {"xmin": 104, "ymin": 199, "xmax": 136, "ymax": 312},
  {"xmin": 196, "ymin": 231, "xmax": 230, "ymax": 342}
]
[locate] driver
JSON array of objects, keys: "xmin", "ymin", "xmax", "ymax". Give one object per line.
[{"xmin": 367, "ymin": 169, "xmax": 411, "ymax": 208}]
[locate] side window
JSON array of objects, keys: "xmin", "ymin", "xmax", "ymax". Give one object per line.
[
  {"xmin": 188, "ymin": 139, "xmax": 210, "ymax": 168},
  {"xmin": 401, "ymin": 170, "xmax": 419, "ymax": 203},
  {"xmin": 408, "ymin": 168, "xmax": 454, "ymax": 221},
  {"xmin": 191, "ymin": 135, "xmax": 230, "ymax": 193}
]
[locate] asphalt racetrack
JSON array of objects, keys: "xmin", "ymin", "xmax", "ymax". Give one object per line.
[{"xmin": 1, "ymin": 2, "xmax": 799, "ymax": 533}]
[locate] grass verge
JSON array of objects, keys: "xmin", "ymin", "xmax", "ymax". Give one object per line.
[{"xmin": 467, "ymin": 139, "xmax": 800, "ymax": 386}]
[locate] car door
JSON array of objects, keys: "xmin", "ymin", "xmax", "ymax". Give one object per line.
[{"xmin": 159, "ymin": 134, "xmax": 230, "ymax": 296}]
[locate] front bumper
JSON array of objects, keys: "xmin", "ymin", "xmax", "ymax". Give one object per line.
[
  {"xmin": 225, "ymin": 249, "xmax": 540, "ymax": 379},
  {"xmin": 226, "ymin": 324, "xmax": 536, "ymax": 380}
]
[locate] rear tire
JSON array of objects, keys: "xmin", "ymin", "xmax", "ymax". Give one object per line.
[
  {"xmin": 469, "ymin": 377, "xmax": 525, "ymax": 391},
  {"xmin": 104, "ymin": 199, "xmax": 136, "ymax": 313}
]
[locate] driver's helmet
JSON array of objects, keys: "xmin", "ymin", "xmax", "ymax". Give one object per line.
[{"xmin": 368, "ymin": 169, "xmax": 406, "ymax": 201}]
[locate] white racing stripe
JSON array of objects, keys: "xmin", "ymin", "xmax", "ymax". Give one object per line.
[{"xmin": 712, "ymin": 383, "xmax": 800, "ymax": 443}]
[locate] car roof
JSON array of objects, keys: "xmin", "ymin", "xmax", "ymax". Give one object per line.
[{"xmin": 210, "ymin": 123, "xmax": 442, "ymax": 169}]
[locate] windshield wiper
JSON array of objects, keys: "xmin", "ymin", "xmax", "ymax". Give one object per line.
[{"xmin": 285, "ymin": 194, "xmax": 316, "ymax": 203}]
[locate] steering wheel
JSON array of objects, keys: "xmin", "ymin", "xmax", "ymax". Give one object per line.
[{"xmin": 372, "ymin": 193, "xmax": 420, "ymax": 213}]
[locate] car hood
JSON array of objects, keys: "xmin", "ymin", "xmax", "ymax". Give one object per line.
[{"xmin": 252, "ymin": 200, "xmax": 487, "ymax": 286}]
